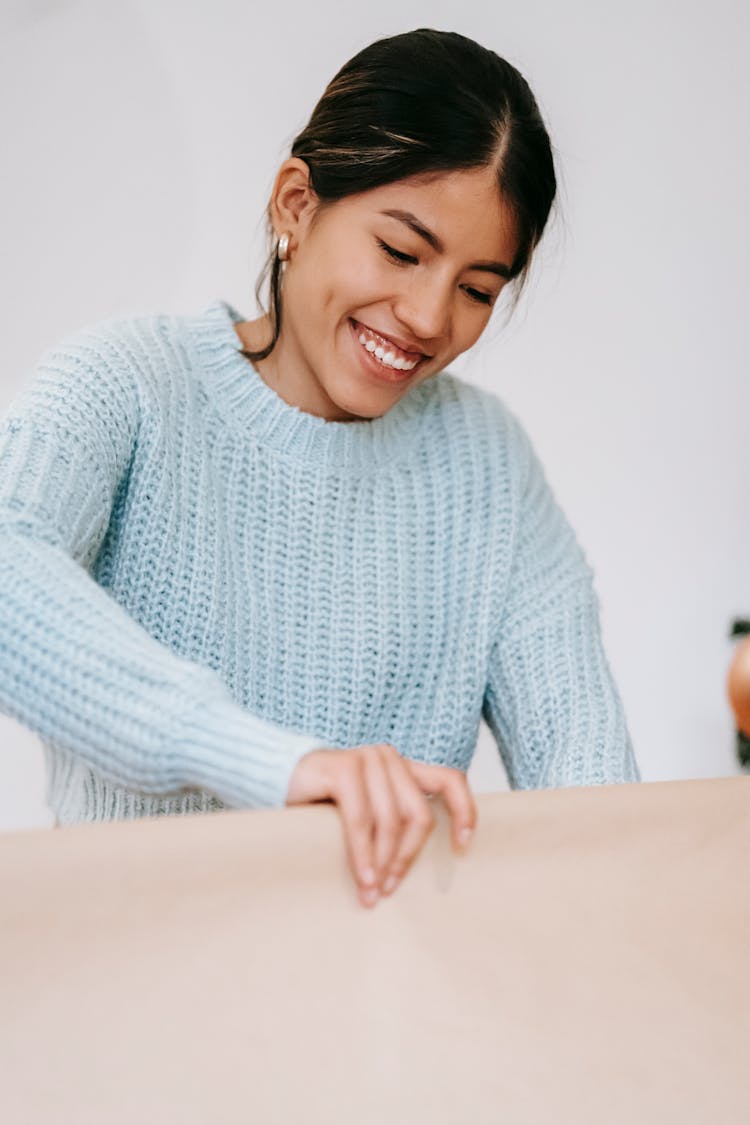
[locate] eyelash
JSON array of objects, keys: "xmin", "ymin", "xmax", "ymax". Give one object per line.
[{"xmin": 375, "ymin": 239, "xmax": 494, "ymax": 306}]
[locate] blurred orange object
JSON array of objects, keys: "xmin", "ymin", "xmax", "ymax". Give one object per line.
[{"xmin": 728, "ymin": 633, "xmax": 750, "ymax": 735}]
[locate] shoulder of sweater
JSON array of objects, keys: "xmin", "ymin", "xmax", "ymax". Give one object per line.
[
  {"xmin": 41, "ymin": 308, "xmax": 167, "ymax": 364},
  {"xmin": 430, "ymin": 367, "xmax": 536, "ymax": 473},
  {"xmin": 2, "ymin": 310, "xmax": 202, "ymax": 454},
  {"xmin": 33, "ymin": 308, "xmax": 202, "ymax": 409},
  {"xmin": 439, "ymin": 376, "xmax": 594, "ymax": 609}
]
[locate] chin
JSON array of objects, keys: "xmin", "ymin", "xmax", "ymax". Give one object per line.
[
  {"xmin": 324, "ymin": 378, "xmax": 395, "ymax": 423},
  {"xmin": 332, "ymin": 398, "xmax": 386, "ymax": 423}
]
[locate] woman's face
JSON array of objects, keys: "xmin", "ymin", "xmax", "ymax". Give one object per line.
[{"xmin": 250, "ymin": 160, "xmax": 520, "ymax": 422}]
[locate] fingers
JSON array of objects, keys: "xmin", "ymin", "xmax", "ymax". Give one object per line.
[
  {"xmin": 405, "ymin": 760, "xmax": 478, "ymax": 852},
  {"xmin": 321, "ymin": 744, "xmax": 476, "ymax": 910},
  {"xmin": 378, "ymin": 746, "xmax": 436, "ymax": 895},
  {"xmin": 331, "ymin": 744, "xmax": 437, "ymax": 909},
  {"xmin": 330, "ymin": 754, "xmax": 379, "ymax": 906},
  {"xmin": 362, "ymin": 746, "xmax": 403, "ymax": 885}
]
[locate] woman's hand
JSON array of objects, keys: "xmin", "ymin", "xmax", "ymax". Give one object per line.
[{"xmin": 285, "ymin": 743, "xmax": 477, "ymax": 908}]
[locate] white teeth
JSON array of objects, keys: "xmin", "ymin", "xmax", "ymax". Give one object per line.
[
  {"xmin": 380, "ymin": 353, "xmax": 417, "ymax": 371},
  {"xmin": 355, "ymin": 322, "xmax": 420, "ymax": 371}
]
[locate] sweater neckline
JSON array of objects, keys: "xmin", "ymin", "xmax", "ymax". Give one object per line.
[{"xmin": 186, "ymin": 298, "xmax": 436, "ymax": 471}]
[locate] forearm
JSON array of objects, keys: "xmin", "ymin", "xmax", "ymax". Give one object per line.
[
  {"xmin": 0, "ymin": 527, "xmax": 322, "ymax": 808},
  {"xmin": 483, "ymin": 584, "xmax": 641, "ymax": 789}
]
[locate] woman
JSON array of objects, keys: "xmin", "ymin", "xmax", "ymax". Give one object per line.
[{"xmin": 0, "ymin": 29, "xmax": 640, "ymax": 910}]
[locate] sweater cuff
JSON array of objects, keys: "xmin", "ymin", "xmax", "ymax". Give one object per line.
[{"xmin": 174, "ymin": 695, "xmax": 326, "ymax": 810}]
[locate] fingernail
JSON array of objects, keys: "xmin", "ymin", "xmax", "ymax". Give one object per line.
[
  {"xmin": 458, "ymin": 827, "xmax": 473, "ymax": 846},
  {"xmin": 383, "ymin": 874, "xmax": 397, "ymax": 894},
  {"xmin": 361, "ymin": 887, "xmax": 379, "ymax": 907},
  {"xmin": 361, "ymin": 867, "xmax": 376, "ymax": 886}
]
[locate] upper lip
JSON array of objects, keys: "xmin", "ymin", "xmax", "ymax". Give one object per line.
[{"xmin": 353, "ymin": 319, "xmax": 431, "ymax": 358}]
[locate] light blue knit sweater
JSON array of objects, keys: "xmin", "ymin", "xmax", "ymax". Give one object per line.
[{"xmin": 0, "ymin": 299, "xmax": 640, "ymax": 824}]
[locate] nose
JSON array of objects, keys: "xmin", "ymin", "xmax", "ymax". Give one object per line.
[{"xmin": 392, "ymin": 274, "xmax": 452, "ymax": 347}]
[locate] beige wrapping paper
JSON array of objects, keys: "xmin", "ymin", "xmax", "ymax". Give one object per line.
[{"xmin": 1, "ymin": 775, "xmax": 748, "ymax": 1123}]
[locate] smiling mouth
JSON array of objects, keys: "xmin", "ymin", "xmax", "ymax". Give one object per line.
[
  {"xmin": 350, "ymin": 320, "xmax": 432, "ymax": 379},
  {"xmin": 348, "ymin": 319, "xmax": 427, "ymax": 383}
]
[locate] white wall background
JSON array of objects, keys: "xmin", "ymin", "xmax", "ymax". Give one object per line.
[{"xmin": 1, "ymin": 0, "xmax": 748, "ymax": 831}]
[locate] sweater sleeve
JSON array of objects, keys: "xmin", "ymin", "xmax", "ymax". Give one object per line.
[
  {"xmin": 0, "ymin": 325, "xmax": 324, "ymax": 809},
  {"xmin": 481, "ymin": 415, "xmax": 641, "ymax": 789}
]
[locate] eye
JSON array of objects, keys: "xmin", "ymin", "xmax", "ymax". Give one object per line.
[
  {"xmin": 376, "ymin": 238, "xmax": 418, "ymax": 265},
  {"xmin": 377, "ymin": 237, "xmax": 495, "ymax": 307},
  {"xmin": 462, "ymin": 286, "xmax": 493, "ymax": 306}
]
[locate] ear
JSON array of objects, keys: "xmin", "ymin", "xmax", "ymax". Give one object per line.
[{"xmin": 268, "ymin": 158, "xmax": 318, "ymax": 244}]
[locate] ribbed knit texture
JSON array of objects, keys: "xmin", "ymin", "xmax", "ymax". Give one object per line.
[{"xmin": 0, "ymin": 298, "xmax": 640, "ymax": 825}]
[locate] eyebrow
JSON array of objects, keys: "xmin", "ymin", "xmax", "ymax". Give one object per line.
[{"xmin": 379, "ymin": 208, "xmax": 513, "ymax": 279}]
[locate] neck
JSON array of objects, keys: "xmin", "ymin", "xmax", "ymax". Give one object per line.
[{"xmin": 233, "ymin": 315, "xmax": 364, "ymax": 423}]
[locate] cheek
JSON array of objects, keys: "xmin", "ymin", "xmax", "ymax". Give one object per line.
[
  {"xmin": 323, "ymin": 249, "xmax": 389, "ymax": 310},
  {"xmin": 463, "ymin": 318, "xmax": 487, "ymax": 347},
  {"xmin": 348, "ymin": 271, "xmax": 382, "ymax": 309}
]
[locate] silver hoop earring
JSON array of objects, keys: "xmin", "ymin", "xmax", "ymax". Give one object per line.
[{"xmin": 277, "ymin": 232, "xmax": 291, "ymax": 262}]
